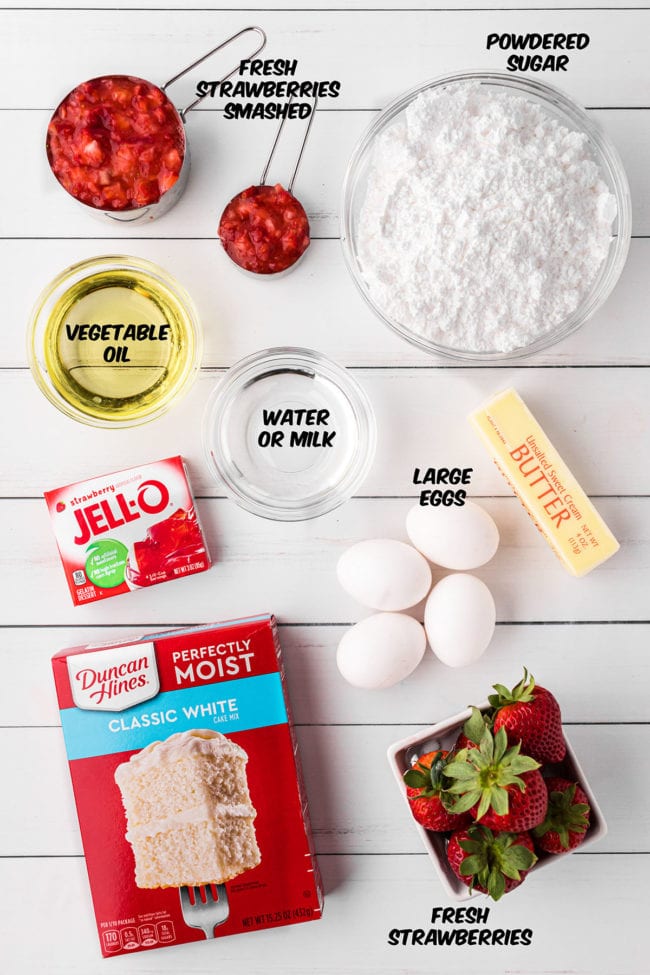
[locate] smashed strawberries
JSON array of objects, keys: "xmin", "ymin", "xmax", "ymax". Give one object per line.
[
  {"xmin": 218, "ymin": 183, "xmax": 310, "ymax": 274},
  {"xmin": 47, "ymin": 75, "xmax": 185, "ymax": 211}
]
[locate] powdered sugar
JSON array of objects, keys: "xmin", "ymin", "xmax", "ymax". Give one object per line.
[{"xmin": 357, "ymin": 84, "xmax": 617, "ymax": 354}]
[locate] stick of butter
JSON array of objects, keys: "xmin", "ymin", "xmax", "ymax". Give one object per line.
[{"xmin": 469, "ymin": 388, "xmax": 619, "ymax": 577}]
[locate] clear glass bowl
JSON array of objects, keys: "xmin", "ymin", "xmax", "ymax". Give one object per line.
[
  {"xmin": 202, "ymin": 347, "xmax": 377, "ymax": 521},
  {"xmin": 28, "ymin": 255, "xmax": 202, "ymax": 427},
  {"xmin": 341, "ymin": 71, "xmax": 632, "ymax": 362}
]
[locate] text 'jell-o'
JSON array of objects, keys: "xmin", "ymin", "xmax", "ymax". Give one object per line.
[
  {"xmin": 46, "ymin": 27, "xmax": 266, "ymax": 222},
  {"xmin": 218, "ymin": 98, "xmax": 317, "ymax": 274},
  {"xmin": 44, "ymin": 456, "xmax": 211, "ymax": 606}
]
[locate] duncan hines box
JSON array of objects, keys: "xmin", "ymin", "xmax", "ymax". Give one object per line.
[
  {"xmin": 52, "ymin": 615, "xmax": 324, "ymax": 957},
  {"xmin": 44, "ymin": 456, "xmax": 211, "ymax": 606}
]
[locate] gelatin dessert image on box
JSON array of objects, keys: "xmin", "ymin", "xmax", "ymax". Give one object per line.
[
  {"xmin": 51, "ymin": 615, "xmax": 323, "ymax": 958},
  {"xmin": 114, "ymin": 729, "xmax": 261, "ymax": 889}
]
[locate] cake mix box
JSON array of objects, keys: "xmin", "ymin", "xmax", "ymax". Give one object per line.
[
  {"xmin": 44, "ymin": 456, "xmax": 211, "ymax": 606},
  {"xmin": 52, "ymin": 615, "xmax": 323, "ymax": 957}
]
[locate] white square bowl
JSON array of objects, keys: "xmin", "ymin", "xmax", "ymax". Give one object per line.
[{"xmin": 387, "ymin": 705, "xmax": 608, "ymax": 901}]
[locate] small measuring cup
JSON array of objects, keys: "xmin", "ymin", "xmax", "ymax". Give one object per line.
[
  {"xmin": 218, "ymin": 97, "xmax": 317, "ymax": 275},
  {"xmin": 46, "ymin": 26, "xmax": 266, "ymax": 223}
]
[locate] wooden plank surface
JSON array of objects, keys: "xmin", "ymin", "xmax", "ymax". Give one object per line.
[
  {"xmin": 0, "ymin": 1, "xmax": 647, "ymax": 972},
  {"xmin": 3, "ymin": 108, "xmax": 650, "ymax": 240},
  {"xmin": 2, "ymin": 9, "xmax": 650, "ymax": 109},
  {"xmin": 3, "ymin": 623, "xmax": 648, "ymax": 726},
  {"xmin": 0, "ymin": 854, "xmax": 645, "ymax": 975},
  {"xmin": 3, "ymin": 368, "xmax": 650, "ymax": 496},
  {"xmin": 2, "ymin": 723, "xmax": 647, "ymax": 855},
  {"xmin": 0, "ymin": 496, "xmax": 646, "ymax": 625},
  {"xmin": 6, "ymin": 237, "xmax": 650, "ymax": 368}
]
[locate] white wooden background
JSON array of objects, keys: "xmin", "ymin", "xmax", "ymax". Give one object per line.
[{"xmin": 0, "ymin": 1, "xmax": 647, "ymax": 973}]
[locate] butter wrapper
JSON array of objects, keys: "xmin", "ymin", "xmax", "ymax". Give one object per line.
[{"xmin": 469, "ymin": 388, "xmax": 619, "ymax": 577}]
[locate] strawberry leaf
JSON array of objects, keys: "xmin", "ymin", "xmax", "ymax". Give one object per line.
[
  {"xmin": 459, "ymin": 854, "xmax": 485, "ymax": 876},
  {"xmin": 491, "ymin": 668, "xmax": 536, "ymax": 706},
  {"xmin": 508, "ymin": 847, "xmax": 536, "ymax": 871},
  {"xmin": 448, "ymin": 791, "xmax": 481, "ymax": 814},
  {"xmin": 487, "ymin": 869, "xmax": 506, "ymax": 901},
  {"xmin": 403, "ymin": 769, "xmax": 427, "ymax": 789},
  {"xmin": 489, "ymin": 787, "xmax": 510, "ymax": 817},
  {"xmin": 443, "ymin": 762, "xmax": 476, "ymax": 781},
  {"xmin": 463, "ymin": 706, "xmax": 488, "ymax": 745},
  {"xmin": 476, "ymin": 790, "xmax": 492, "ymax": 821},
  {"xmin": 510, "ymin": 754, "xmax": 541, "ymax": 774},
  {"xmin": 493, "ymin": 733, "xmax": 507, "ymax": 764},
  {"xmin": 446, "ymin": 779, "xmax": 475, "ymax": 795},
  {"xmin": 480, "ymin": 730, "xmax": 494, "ymax": 762},
  {"xmin": 500, "ymin": 861, "xmax": 522, "ymax": 882},
  {"xmin": 458, "ymin": 839, "xmax": 482, "ymax": 854},
  {"xmin": 493, "ymin": 726, "xmax": 508, "ymax": 763}
]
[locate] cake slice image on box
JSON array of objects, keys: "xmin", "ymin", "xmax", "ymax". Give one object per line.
[{"xmin": 115, "ymin": 729, "xmax": 261, "ymax": 889}]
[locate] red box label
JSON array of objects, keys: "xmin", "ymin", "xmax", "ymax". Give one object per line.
[
  {"xmin": 44, "ymin": 456, "xmax": 211, "ymax": 606},
  {"xmin": 52, "ymin": 616, "xmax": 323, "ymax": 957}
]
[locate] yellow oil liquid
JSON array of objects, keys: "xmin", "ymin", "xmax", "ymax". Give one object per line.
[{"xmin": 42, "ymin": 268, "xmax": 196, "ymax": 424}]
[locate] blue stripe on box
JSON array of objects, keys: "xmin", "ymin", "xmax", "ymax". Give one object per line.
[{"xmin": 60, "ymin": 672, "xmax": 286, "ymax": 760}]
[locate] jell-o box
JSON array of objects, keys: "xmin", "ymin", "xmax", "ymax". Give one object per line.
[
  {"xmin": 44, "ymin": 456, "xmax": 211, "ymax": 605},
  {"xmin": 469, "ymin": 388, "xmax": 619, "ymax": 577}
]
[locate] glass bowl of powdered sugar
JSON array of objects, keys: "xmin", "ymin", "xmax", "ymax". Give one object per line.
[{"xmin": 341, "ymin": 72, "xmax": 631, "ymax": 360}]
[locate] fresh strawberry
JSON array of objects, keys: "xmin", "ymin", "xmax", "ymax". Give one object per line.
[
  {"xmin": 454, "ymin": 705, "xmax": 491, "ymax": 751},
  {"xmin": 447, "ymin": 824, "xmax": 537, "ymax": 901},
  {"xmin": 403, "ymin": 751, "xmax": 471, "ymax": 832},
  {"xmin": 532, "ymin": 777, "xmax": 591, "ymax": 853},
  {"xmin": 490, "ymin": 669, "xmax": 566, "ymax": 764},
  {"xmin": 443, "ymin": 726, "xmax": 548, "ymax": 832}
]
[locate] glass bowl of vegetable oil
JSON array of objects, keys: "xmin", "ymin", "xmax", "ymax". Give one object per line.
[{"xmin": 28, "ymin": 255, "xmax": 202, "ymax": 427}]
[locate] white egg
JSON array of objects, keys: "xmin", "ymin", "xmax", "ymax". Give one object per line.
[
  {"xmin": 424, "ymin": 574, "xmax": 495, "ymax": 667},
  {"xmin": 337, "ymin": 539, "xmax": 432, "ymax": 611},
  {"xmin": 336, "ymin": 613, "xmax": 427, "ymax": 689},
  {"xmin": 406, "ymin": 500, "xmax": 499, "ymax": 570}
]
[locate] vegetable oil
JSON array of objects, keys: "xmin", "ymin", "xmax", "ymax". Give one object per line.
[{"xmin": 29, "ymin": 257, "xmax": 201, "ymax": 427}]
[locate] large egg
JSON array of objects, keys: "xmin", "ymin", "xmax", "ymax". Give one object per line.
[
  {"xmin": 406, "ymin": 501, "xmax": 499, "ymax": 570},
  {"xmin": 424, "ymin": 574, "xmax": 495, "ymax": 667},
  {"xmin": 337, "ymin": 539, "xmax": 432, "ymax": 611},
  {"xmin": 336, "ymin": 613, "xmax": 427, "ymax": 689}
]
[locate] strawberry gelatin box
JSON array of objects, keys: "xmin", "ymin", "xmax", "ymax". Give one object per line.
[
  {"xmin": 44, "ymin": 456, "xmax": 210, "ymax": 605},
  {"xmin": 52, "ymin": 615, "xmax": 324, "ymax": 957}
]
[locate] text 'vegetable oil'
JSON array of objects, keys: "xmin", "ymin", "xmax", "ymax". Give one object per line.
[{"xmin": 41, "ymin": 266, "xmax": 197, "ymax": 424}]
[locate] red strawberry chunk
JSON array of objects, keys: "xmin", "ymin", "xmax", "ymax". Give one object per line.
[
  {"xmin": 218, "ymin": 183, "xmax": 310, "ymax": 274},
  {"xmin": 47, "ymin": 75, "xmax": 185, "ymax": 211}
]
